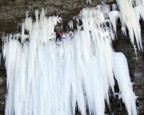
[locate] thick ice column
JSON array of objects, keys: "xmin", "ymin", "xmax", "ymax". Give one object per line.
[{"xmin": 112, "ymin": 52, "xmax": 137, "ymax": 115}]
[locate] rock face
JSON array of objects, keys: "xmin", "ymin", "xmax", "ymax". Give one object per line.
[
  {"xmin": 0, "ymin": 0, "xmax": 98, "ymax": 36},
  {"xmin": 0, "ymin": 0, "xmax": 144, "ymax": 115},
  {"xmin": 0, "ymin": 65, "xmax": 5, "ymax": 115}
]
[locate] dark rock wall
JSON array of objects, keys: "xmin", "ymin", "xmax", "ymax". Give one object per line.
[
  {"xmin": 0, "ymin": 0, "xmax": 144, "ymax": 115},
  {"xmin": 0, "ymin": 0, "xmax": 98, "ymax": 35}
]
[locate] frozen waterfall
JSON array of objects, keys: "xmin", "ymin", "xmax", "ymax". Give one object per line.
[{"xmin": 2, "ymin": 1, "xmax": 140, "ymax": 115}]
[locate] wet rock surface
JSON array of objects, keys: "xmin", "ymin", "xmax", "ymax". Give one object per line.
[
  {"xmin": 0, "ymin": 68, "xmax": 6, "ymax": 115},
  {"xmin": 0, "ymin": 0, "xmax": 144, "ymax": 115},
  {"xmin": 0, "ymin": 0, "xmax": 98, "ymax": 36}
]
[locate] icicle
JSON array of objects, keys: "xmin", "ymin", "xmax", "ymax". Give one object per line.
[
  {"xmin": 24, "ymin": 12, "xmax": 32, "ymax": 36},
  {"xmin": 116, "ymin": 0, "xmax": 143, "ymax": 51},
  {"xmin": 3, "ymin": 5, "xmax": 138, "ymax": 115},
  {"xmin": 109, "ymin": 10, "xmax": 119, "ymax": 33},
  {"xmin": 121, "ymin": 26, "xmax": 127, "ymax": 36},
  {"xmin": 68, "ymin": 20, "xmax": 73, "ymax": 30},
  {"xmin": 112, "ymin": 3, "xmax": 118, "ymax": 11},
  {"xmin": 86, "ymin": 0, "xmax": 92, "ymax": 4}
]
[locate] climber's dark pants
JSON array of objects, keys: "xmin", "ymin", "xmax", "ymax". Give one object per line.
[{"xmin": 56, "ymin": 35, "xmax": 61, "ymax": 42}]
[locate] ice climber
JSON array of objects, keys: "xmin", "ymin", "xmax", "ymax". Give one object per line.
[{"xmin": 54, "ymin": 18, "xmax": 63, "ymax": 43}]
